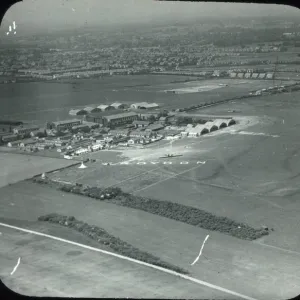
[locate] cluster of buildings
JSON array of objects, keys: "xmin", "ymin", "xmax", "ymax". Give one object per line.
[
  {"xmin": 181, "ymin": 119, "xmax": 235, "ymax": 137},
  {"xmin": 69, "ymin": 102, "xmax": 160, "ymax": 116},
  {"xmin": 0, "ymin": 106, "xmax": 237, "ymax": 158},
  {"xmin": 229, "ymin": 72, "xmax": 274, "ymax": 79},
  {"xmin": 249, "ymin": 85, "xmax": 287, "ymax": 96}
]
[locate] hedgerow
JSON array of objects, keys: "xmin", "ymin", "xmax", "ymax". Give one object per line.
[
  {"xmin": 38, "ymin": 213, "xmax": 188, "ymax": 274},
  {"xmin": 33, "ymin": 177, "xmax": 269, "ymax": 241}
]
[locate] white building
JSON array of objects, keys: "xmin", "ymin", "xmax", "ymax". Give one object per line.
[
  {"xmin": 111, "ymin": 103, "xmax": 128, "ymax": 109},
  {"xmin": 97, "ymin": 104, "xmax": 115, "ymax": 111},
  {"xmin": 130, "ymin": 102, "xmax": 159, "ymax": 109}
]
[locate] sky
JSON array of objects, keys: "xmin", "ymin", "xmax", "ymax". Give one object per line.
[{"xmin": 3, "ymin": 0, "xmax": 300, "ymax": 32}]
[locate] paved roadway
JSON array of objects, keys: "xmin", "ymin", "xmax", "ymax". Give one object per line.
[{"xmin": 0, "ymin": 223, "xmax": 239, "ymax": 299}]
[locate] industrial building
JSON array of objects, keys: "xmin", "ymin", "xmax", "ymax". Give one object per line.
[
  {"xmin": 48, "ymin": 119, "xmax": 82, "ymax": 131},
  {"xmin": 0, "ymin": 120, "xmax": 23, "ymax": 133},
  {"xmin": 104, "ymin": 112, "xmax": 138, "ymax": 127},
  {"xmin": 111, "ymin": 103, "xmax": 128, "ymax": 109},
  {"xmin": 130, "ymin": 109, "xmax": 160, "ymax": 121},
  {"xmin": 97, "ymin": 104, "xmax": 115, "ymax": 112},
  {"xmin": 130, "ymin": 102, "xmax": 159, "ymax": 109},
  {"xmin": 86, "ymin": 111, "xmax": 138, "ymax": 127},
  {"xmin": 69, "ymin": 109, "xmax": 87, "ymax": 116},
  {"xmin": 13, "ymin": 124, "xmax": 40, "ymax": 136},
  {"xmin": 83, "ymin": 106, "xmax": 102, "ymax": 114}
]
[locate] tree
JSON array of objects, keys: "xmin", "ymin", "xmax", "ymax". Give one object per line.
[
  {"xmin": 158, "ymin": 110, "xmax": 168, "ymax": 118},
  {"xmin": 36, "ymin": 130, "xmax": 47, "ymax": 138},
  {"xmin": 175, "ymin": 117, "xmax": 184, "ymax": 126},
  {"xmin": 148, "ymin": 115, "xmax": 156, "ymax": 123}
]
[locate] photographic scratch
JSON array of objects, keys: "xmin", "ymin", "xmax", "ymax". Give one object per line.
[
  {"xmin": 10, "ymin": 257, "xmax": 21, "ymax": 276},
  {"xmin": 191, "ymin": 235, "xmax": 210, "ymax": 266}
]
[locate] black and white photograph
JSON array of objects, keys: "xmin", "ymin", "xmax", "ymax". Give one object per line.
[{"xmin": 0, "ymin": 0, "xmax": 300, "ymax": 299}]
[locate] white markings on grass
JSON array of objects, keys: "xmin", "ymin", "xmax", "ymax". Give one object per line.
[
  {"xmin": 10, "ymin": 257, "xmax": 21, "ymax": 276},
  {"xmin": 234, "ymin": 131, "xmax": 279, "ymax": 138},
  {"xmin": 191, "ymin": 235, "xmax": 210, "ymax": 266},
  {"xmin": 132, "ymin": 163, "xmax": 206, "ymax": 194},
  {"xmin": 0, "ymin": 222, "xmax": 258, "ymax": 300},
  {"xmin": 95, "ymin": 161, "xmax": 207, "ymax": 166},
  {"xmin": 6, "ymin": 21, "xmax": 17, "ymax": 35}
]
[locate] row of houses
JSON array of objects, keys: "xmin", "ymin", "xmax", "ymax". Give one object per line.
[
  {"xmin": 69, "ymin": 102, "xmax": 160, "ymax": 116},
  {"xmin": 229, "ymin": 72, "xmax": 274, "ymax": 79}
]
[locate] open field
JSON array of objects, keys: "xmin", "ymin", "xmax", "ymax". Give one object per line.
[
  {"xmin": 0, "ymin": 152, "xmax": 77, "ymax": 188},
  {"xmin": 1, "ymin": 76, "xmax": 295, "ymax": 124},
  {"xmin": 0, "ymin": 223, "xmax": 230, "ymax": 298},
  {"xmin": 2, "ymin": 79, "xmax": 300, "ymax": 299},
  {"xmin": 26, "ymin": 89, "xmax": 300, "ymax": 299},
  {"xmin": 0, "ymin": 181, "xmax": 299, "ymax": 300}
]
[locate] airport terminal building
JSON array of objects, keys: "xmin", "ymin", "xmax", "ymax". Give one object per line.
[{"xmin": 86, "ymin": 111, "xmax": 138, "ymax": 127}]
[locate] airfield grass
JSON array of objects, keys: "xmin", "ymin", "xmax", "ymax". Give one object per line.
[
  {"xmin": 37, "ymin": 213, "xmax": 188, "ymax": 274},
  {"xmin": 1, "ymin": 180, "xmax": 299, "ymax": 300},
  {"xmin": 33, "ymin": 176, "xmax": 269, "ymax": 241}
]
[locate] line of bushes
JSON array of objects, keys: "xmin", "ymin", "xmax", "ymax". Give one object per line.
[
  {"xmin": 111, "ymin": 194, "xmax": 269, "ymax": 241},
  {"xmin": 38, "ymin": 213, "xmax": 188, "ymax": 274},
  {"xmin": 33, "ymin": 177, "xmax": 269, "ymax": 241}
]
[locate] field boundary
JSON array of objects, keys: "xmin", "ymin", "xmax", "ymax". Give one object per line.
[{"xmin": 0, "ymin": 222, "xmax": 258, "ymax": 300}]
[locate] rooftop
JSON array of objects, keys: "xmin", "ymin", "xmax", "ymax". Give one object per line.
[
  {"xmin": 14, "ymin": 124, "xmax": 40, "ymax": 130},
  {"xmin": 52, "ymin": 119, "xmax": 81, "ymax": 126},
  {"xmin": 133, "ymin": 120, "xmax": 150, "ymax": 125},
  {"xmin": 87, "ymin": 109, "xmax": 124, "ymax": 118},
  {"xmin": 0, "ymin": 120, "xmax": 23, "ymax": 126},
  {"xmin": 105, "ymin": 111, "xmax": 138, "ymax": 121}
]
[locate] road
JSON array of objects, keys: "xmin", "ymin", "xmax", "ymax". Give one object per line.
[{"xmin": 0, "ymin": 223, "xmax": 239, "ymax": 299}]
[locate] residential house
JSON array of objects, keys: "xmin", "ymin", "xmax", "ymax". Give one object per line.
[
  {"xmin": 160, "ymin": 129, "xmax": 181, "ymax": 139},
  {"xmin": 7, "ymin": 140, "xmax": 22, "ymax": 147},
  {"xmin": 158, "ymin": 115, "xmax": 175, "ymax": 125},
  {"xmin": 90, "ymin": 144, "xmax": 103, "ymax": 151},
  {"xmin": 75, "ymin": 148, "xmax": 89, "ymax": 155},
  {"xmin": 145, "ymin": 124, "xmax": 165, "ymax": 132},
  {"xmin": 71, "ymin": 124, "xmax": 90, "ymax": 134},
  {"xmin": 132, "ymin": 120, "xmax": 150, "ymax": 129},
  {"xmin": 128, "ymin": 138, "xmax": 140, "ymax": 145},
  {"xmin": 19, "ymin": 138, "xmax": 37, "ymax": 148},
  {"xmin": 109, "ymin": 129, "xmax": 129, "ymax": 137},
  {"xmin": 129, "ymin": 130, "xmax": 150, "ymax": 139}
]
